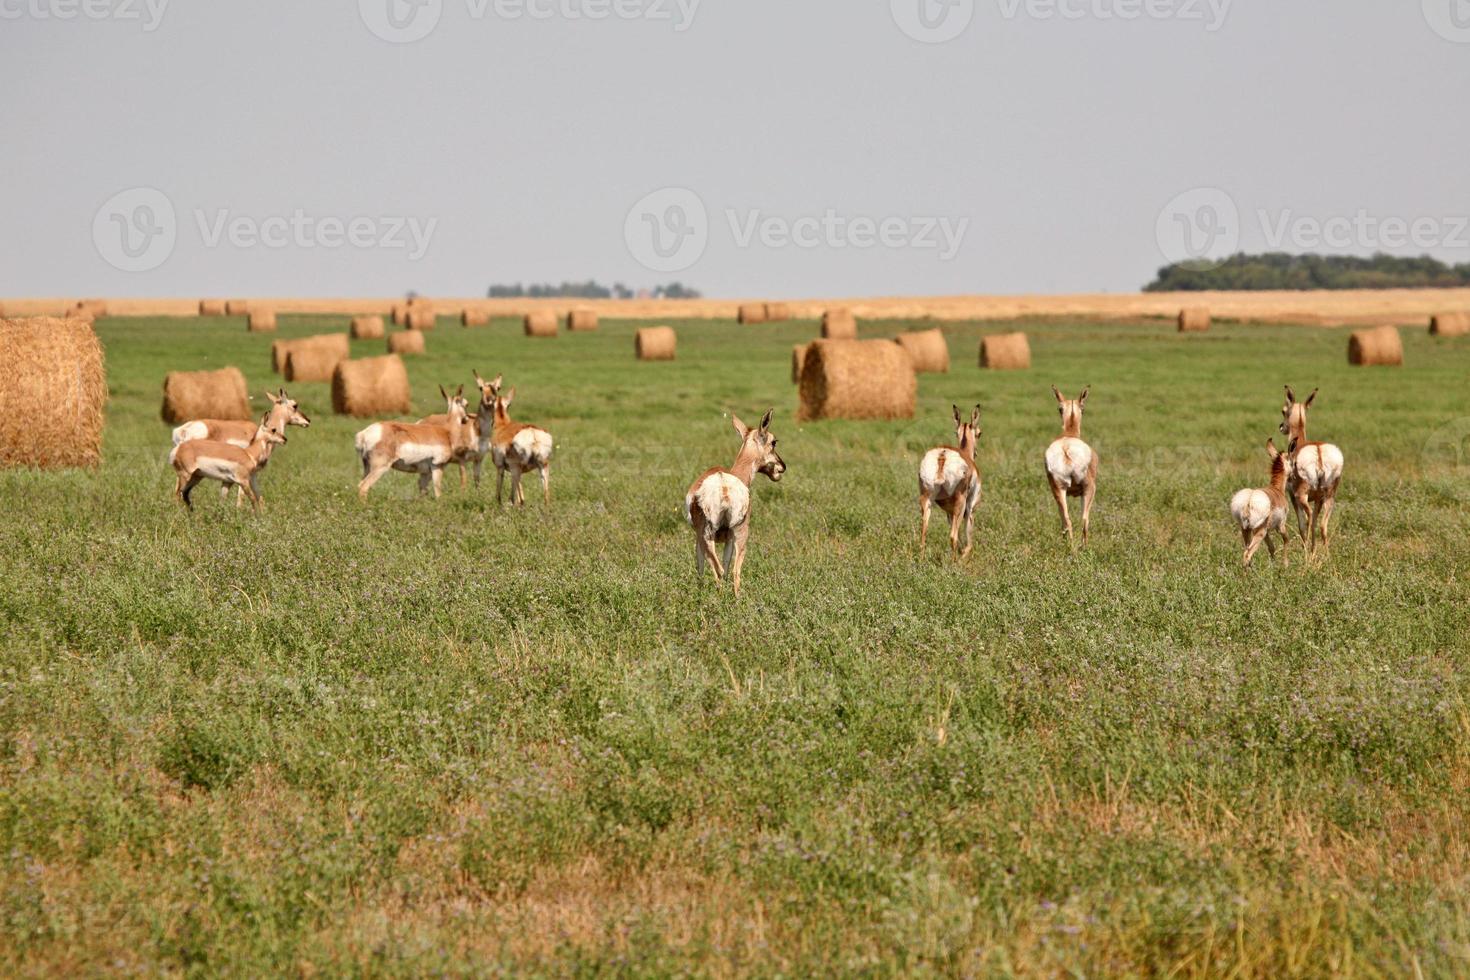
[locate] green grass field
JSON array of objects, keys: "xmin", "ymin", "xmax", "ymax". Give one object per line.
[{"xmin": 3, "ymin": 313, "xmax": 1469, "ymax": 976}]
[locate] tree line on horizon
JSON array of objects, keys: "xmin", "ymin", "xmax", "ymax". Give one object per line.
[
  {"xmin": 486, "ymin": 280, "xmax": 702, "ymax": 299},
  {"xmin": 1144, "ymin": 253, "xmax": 1470, "ymax": 292}
]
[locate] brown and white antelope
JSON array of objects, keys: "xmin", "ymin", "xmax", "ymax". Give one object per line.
[
  {"xmin": 171, "ymin": 389, "xmax": 310, "ymax": 506},
  {"xmin": 684, "ymin": 410, "xmax": 785, "ymax": 597},
  {"xmin": 417, "ymin": 372, "xmax": 497, "ymax": 489},
  {"xmin": 1229, "ymin": 439, "xmax": 1291, "ymax": 567},
  {"xmin": 354, "ymin": 386, "xmax": 477, "ymax": 501},
  {"xmin": 1279, "ymin": 386, "xmax": 1345, "ymax": 556},
  {"xmin": 918, "ymin": 405, "xmax": 983, "ymax": 559},
  {"xmin": 486, "ymin": 376, "xmax": 554, "ymax": 506},
  {"xmin": 1045, "ymin": 385, "xmax": 1098, "ymax": 546},
  {"xmin": 170, "ymin": 414, "xmax": 287, "ymax": 514}
]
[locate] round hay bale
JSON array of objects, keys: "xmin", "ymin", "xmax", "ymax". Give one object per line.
[
  {"xmin": 199, "ymin": 299, "xmax": 227, "ymax": 317},
  {"xmin": 980, "ymin": 332, "xmax": 1031, "ymax": 370},
  {"xmin": 351, "ymin": 315, "xmax": 385, "ymax": 339},
  {"xmin": 568, "ymin": 308, "xmax": 598, "ymax": 332},
  {"xmin": 160, "ymin": 366, "xmax": 249, "ymax": 425},
  {"xmin": 0, "ymin": 316, "xmax": 107, "ymax": 469},
  {"xmin": 635, "ymin": 326, "xmax": 676, "ymax": 361},
  {"xmin": 798, "ymin": 339, "xmax": 916, "ymax": 421},
  {"xmin": 248, "ymin": 310, "xmax": 277, "ymax": 333},
  {"xmin": 387, "ymin": 331, "xmax": 425, "ymax": 355},
  {"xmin": 737, "ymin": 304, "xmax": 767, "ymax": 325},
  {"xmin": 822, "ymin": 309, "xmax": 857, "ymax": 339},
  {"xmin": 391, "ymin": 303, "xmax": 409, "ymax": 327},
  {"xmin": 406, "ymin": 308, "xmax": 436, "ymax": 331},
  {"xmin": 1178, "ymin": 307, "xmax": 1211, "ymax": 332},
  {"xmin": 524, "ymin": 311, "xmax": 558, "ymax": 337},
  {"xmin": 332, "ymin": 355, "xmax": 412, "ymax": 417},
  {"xmin": 791, "ymin": 343, "xmax": 809, "ymax": 383},
  {"xmin": 1348, "ymin": 325, "xmax": 1403, "ymax": 366},
  {"xmin": 270, "ymin": 333, "xmax": 349, "ymax": 375},
  {"xmin": 764, "ymin": 302, "xmax": 791, "ymax": 322},
  {"xmin": 461, "ymin": 309, "xmax": 489, "ymax": 328},
  {"xmin": 893, "ymin": 329, "xmax": 950, "ymax": 374},
  {"xmin": 226, "ymin": 300, "xmax": 250, "ymax": 316},
  {"xmin": 1430, "ymin": 312, "xmax": 1470, "ymax": 337},
  {"xmin": 284, "ymin": 344, "xmax": 345, "ymax": 383}
]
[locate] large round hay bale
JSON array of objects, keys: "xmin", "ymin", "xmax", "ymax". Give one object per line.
[
  {"xmin": 332, "ymin": 355, "xmax": 412, "ymax": 417},
  {"xmin": 461, "ymin": 309, "xmax": 489, "ymax": 328},
  {"xmin": 351, "ymin": 315, "xmax": 385, "ymax": 339},
  {"xmin": 406, "ymin": 308, "xmax": 435, "ymax": 331},
  {"xmin": 1348, "ymin": 325, "xmax": 1403, "ymax": 366},
  {"xmin": 248, "ymin": 310, "xmax": 277, "ymax": 333},
  {"xmin": 270, "ymin": 333, "xmax": 349, "ymax": 374},
  {"xmin": 160, "ymin": 366, "xmax": 249, "ymax": 425},
  {"xmin": 387, "ymin": 331, "xmax": 425, "ymax": 355},
  {"xmin": 764, "ymin": 302, "xmax": 791, "ymax": 322},
  {"xmin": 0, "ymin": 316, "xmax": 107, "ymax": 469},
  {"xmin": 199, "ymin": 299, "xmax": 227, "ymax": 317},
  {"xmin": 822, "ymin": 309, "xmax": 857, "ymax": 339},
  {"xmin": 791, "ymin": 343, "xmax": 809, "ymax": 383},
  {"xmin": 798, "ymin": 339, "xmax": 916, "ymax": 421},
  {"xmin": 226, "ymin": 300, "xmax": 249, "ymax": 316},
  {"xmin": 284, "ymin": 344, "xmax": 345, "ymax": 383},
  {"xmin": 568, "ymin": 308, "xmax": 598, "ymax": 332},
  {"xmin": 391, "ymin": 303, "xmax": 408, "ymax": 327},
  {"xmin": 980, "ymin": 332, "xmax": 1031, "ymax": 370},
  {"xmin": 1177, "ymin": 307, "xmax": 1211, "ymax": 333},
  {"xmin": 737, "ymin": 304, "xmax": 767, "ymax": 325},
  {"xmin": 893, "ymin": 329, "xmax": 949, "ymax": 373},
  {"xmin": 524, "ymin": 311, "xmax": 558, "ymax": 337},
  {"xmin": 635, "ymin": 326, "xmax": 676, "ymax": 361},
  {"xmin": 1430, "ymin": 312, "xmax": 1470, "ymax": 337}
]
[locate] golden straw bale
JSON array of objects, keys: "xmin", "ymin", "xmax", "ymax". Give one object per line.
[
  {"xmin": 284, "ymin": 344, "xmax": 345, "ymax": 383},
  {"xmin": 351, "ymin": 315, "xmax": 385, "ymax": 339},
  {"xmin": 406, "ymin": 308, "xmax": 436, "ymax": 331},
  {"xmin": 0, "ymin": 316, "xmax": 107, "ymax": 469},
  {"xmin": 387, "ymin": 331, "xmax": 425, "ymax": 355},
  {"xmin": 792, "ymin": 343, "xmax": 809, "ymax": 383},
  {"xmin": 524, "ymin": 312, "xmax": 558, "ymax": 337},
  {"xmin": 248, "ymin": 310, "xmax": 277, "ymax": 333},
  {"xmin": 270, "ymin": 333, "xmax": 349, "ymax": 374},
  {"xmin": 980, "ymin": 332, "xmax": 1031, "ymax": 370},
  {"xmin": 391, "ymin": 304, "xmax": 408, "ymax": 326},
  {"xmin": 160, "ymin": 366, "xmax": 249, "ymax": 425},
  {"xmin": 822, "ymin": 309, "xmax": 857, "ymax": 339},
  {"xmin": 1430, "ymin": 312, "xmax": 1470, "ymax": 337},
  {"xmin": 797, "ymin": 339, "xmax": 916, "ymax": 421},
  {"xmin": 893, "ymin": 329, "xmax": 950, "ymax": 373},
  {"xmin": 568, "ymin": 308, "xmax": 599, "ymax": 332},
  {"xmin": 199, "ymin": 300, "xmax": 227, "ymax": 317},
  {"xmin": 226, "ymin": 300, "xmax": 250, "ymax": 315},
  {"xmin": 737, "ymin": 304, "xmax": 767, "ymax": 325},
  {"xmin": 461, "ymin": 309, "xmax": 489, "ymax": 328},
  {"xmin": 1178, "ymin": 307, "xmax": 1211, "ymax": 332},
  {"xmin": 764, "ymin": 302, "xmax": 791, "ymax": 322},
  {"xmin": 1348, "ymin": 325, "xmax": 1403, "ymax": 366},
  {"xmin": 332, "ymin": 355, "xmax": 412, "ymax": 417},
  {"xmin": 635, "ymin": 326, "xmax": 676, "ymax": 361}
]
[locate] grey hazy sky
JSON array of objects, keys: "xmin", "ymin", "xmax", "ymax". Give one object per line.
[{"xmin": 2, "ymin": 0, "xmax": 1468, "ymax": 299}]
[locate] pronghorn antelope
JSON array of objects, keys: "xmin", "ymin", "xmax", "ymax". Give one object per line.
[
  {"xmin": 1045, "ymin": 385, "xmax": 1098, "ymax": 545},
  {"xmin": 354, "ymin": 386, "xmax": 477, "ymax": 501},
  {"xmin": 417, "ymin": 372, "xmax": 498, "ymax": 489},
  {"xmin": 684, "ymin": 410, "xmax": 785, "ymax": 597},
  {"xmin": 1229, "ymin": 439, "xmax": 1291, "ymax": 567},
  {"xmin": 171, "ymin": 389, "xmax": 310, "ymax": 506},
  {"xmin": 486, "ymin": 376, "xmax": 554, "ymax": 506},
  {"xmin": 170, "ymin": 414, "xmax": 286, "ymax": 513},
  {"xmin": 918, "ymin": 405, "xmax": 983, "ymax": 559},
  {"xmin": 1279, "ymin": 386, "xmax": 1345, "ymax": 556}
]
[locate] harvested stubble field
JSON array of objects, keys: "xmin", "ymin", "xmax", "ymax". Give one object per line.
[{"xmin": 2, "ymin": 313, "xmax": 1469, "ymax": 976}]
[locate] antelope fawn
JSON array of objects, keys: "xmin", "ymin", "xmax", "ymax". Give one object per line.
[
  {"xmin": 1045, "ymin": 386, "xmax": 1098, "ymax": 546},
  {"xmin": 1229, "ymin": 439, "xmax": 1291, "ymax": 567},
  {"xmin": 172, "ymin": 389, "xmax": 310, "ymax": 506},
  {"xmin": 684, "ymin": 410, "xmax": 786, "ymax": 597},
  {"xmin": 918, "ymin": 405, "xmax": 983, "ymax": 559},
  {"xmin": 486, "ymin": 377, "xmax": 554, "ymax": 506},
  {"xmin": 1279, "ymin": 386, "xmax": 1345, "ymax": 556},
  {"xmin": 354, "ymin": 386, "xmax": 477, "ymax": 501},
  {"xmin": 170, "ymin": 414, "xmax": 286, "ymax": 514}
]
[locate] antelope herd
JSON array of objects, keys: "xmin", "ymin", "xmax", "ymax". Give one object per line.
[{"xmin": 165, "ymin": 377, "xmax": 1348, "ymax": 585}]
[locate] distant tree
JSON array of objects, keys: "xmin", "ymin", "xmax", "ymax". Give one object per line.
[
  {"xmin": 485, "ymin": 280, "xmax": 700, "ymax": 299},
  {"xmin": 1145, "ymin": 253, "xmax": 1470, "ymax": 291}
]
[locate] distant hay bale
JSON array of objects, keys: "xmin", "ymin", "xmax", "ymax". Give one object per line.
[
  {"xmin": 351, "ymin": 315, "xmax": 385, "ymax": 339},
  {"xmin": 391, "ymin": 303, "xmax": 408, "ymax": 326},
  {"xmin": 635, "ymin": 326, "xmax": 676, "ymax": 361},
  {"xmin": 160, "ymin": 366, "xmax": 249, "ymax": 425},
  {"xmin": 199, "ymin": 299, "xmax": 227, "ymax": 316},
  {"xmin": 568, "ymin": 308, "xmax": 598, "ymax": 332},
  {"xmin": 980, "ymin": 332, "xmax": 1031, "ymax": 370},
  {"xmin": 1430, "ymin": 312, "xmax": 1470, "ymax": 337},
  {"xmin": 248, "ymin": 310, "xmax": 277, "ymax": 333},
  {"xmin": 270, "ymin": 333, "xmax": 349, "ymax": 374},
  {"xmin": 765, "ymin": 302, "xmax": 791, "ymax": 322},
  {"xmin": 822, "ymin": 309, "xmax": 857, "ymax": 339},
  {"xmin": 1178, "ymin": 307, "xmax": 1211, "ymax": 332},
  {"xmin": 0, "ymin": 316, "xmax": 107, "ymax": 469},
  {"xmin": 284, "ymin": 343, "xmax": 345, "ymax": 383},
  {"xmin": 461, "ymin": 309, "xmax": 489, "ymax": 328},
  {"xmin": 798, "ymin": 339, "xmax": 916, "ymax": 421},
  {"xmin": 226, "ymin": 300, "xmax": 250, "ymax": 316},
  {"xmin": 791, "ymin": 343, "xmax": 809, "ymax": 383},
  {"xmin": 524, "ymin": 311, "xmax": 558, "ymax": 337},
  {"xmin": 737, "ymin": 304, "xmax": 767, "ymax": 325},
  {"xmin": 386, "ymin": 331, "xmax": 425, "ymax": 355},
  {"xmin": 1348, "ymin": 325, "xmax": 1403, "ymax": 366},
  {"xmin": 893, "ymin": 329, "xmax": 950, "ymax": 373},
  {"xmin": 406, "ymin": 308, "xmax": 436, "ymax": 331},
  {"xmin": 332, "ymin": 355, "xmax": 412, "ymax": 417}
]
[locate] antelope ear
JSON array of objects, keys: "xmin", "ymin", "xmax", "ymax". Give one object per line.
[
  {"xmin": 491, "ymin": 374, "xmax": 503, "ymax": 390},
  {"xmin": 502, "ymin": 387, "xmax": 515, "ymax": 409},
  {"xmin": 456, "ymin": 384, "xmax": 464, "ymax": 399},
  {"xmin": 971, "ymin": 405, "xmax": 981, "ymax": 427},
  {"xmin": 1284, "ymin": 385, "xmax": 1296, "ymax": 404},
  {"xmin": 952, "ymin": 404, "xmax": 963, "ymax": 427},
  {"xmin": 1267, "ymin": 438, "xmax": 1278, "ymax": 457},
  {"xmin": 1051, "ymin": 385, "xmax": 1063, "ymax": 403},
  {"xmin": 1078, "ymin": 386, "xmax": 1090, "ymax": 406},
  {"xmin": 473, "ymin": 370, "xmax": 484, "ymax": 385},
  {"xmin": 1305, "ymin": 388, "xmax": 1318, "ymax": 408},
  {"xmin": 438, "ymin": 384, "xmax": 448, "ymax": 402},
  {"xmin": 760, "ymin": 408, "xmax": 773, "ymax": 432},
  {"xmin": 263, "ymin": 391, "xmax": 277, "ymax": 404},
  {"xmin": 731, "ymin": 414, "xmax": 750, "ymax": 439}
]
